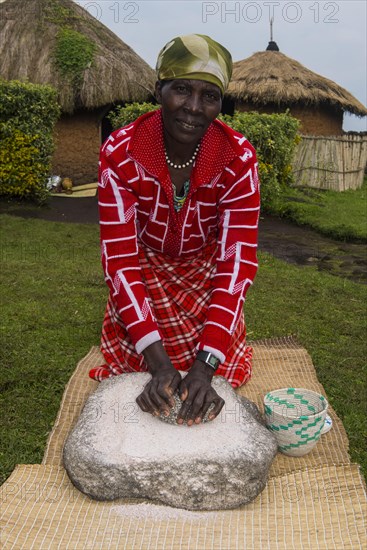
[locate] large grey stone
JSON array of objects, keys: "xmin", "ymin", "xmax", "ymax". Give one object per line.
[{"xmin": 63, "ymin": 373, "xmax": 277, "ymax": 510}]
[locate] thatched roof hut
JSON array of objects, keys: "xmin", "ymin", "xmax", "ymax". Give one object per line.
[
  {"xmin": 0, "ymin": 0, "xmax": 156, "ymax": 183},
  {"xmin": 226, "ymin": 42, "xmax": 367, "ymax": 136}
]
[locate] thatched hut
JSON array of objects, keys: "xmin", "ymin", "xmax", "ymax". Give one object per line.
[
  {"xmin": 226, "ymin": 42, "xmax": 367, "ymax": 136},
  {"xmin": 0, "ymin": 0, "xmax": 156, "ymax": 184}
]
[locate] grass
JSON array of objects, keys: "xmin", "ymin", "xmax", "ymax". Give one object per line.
[
  {"xmin": 0, "ymin": 215, "xmax": 107, "ymax": 481},
  {"xmin": 276, "ymin": 177, "xmax": 367, "ymax": 242},
  {"xmin": 0, "ymin": 214, "xmax": 366, "ymax": 485}
]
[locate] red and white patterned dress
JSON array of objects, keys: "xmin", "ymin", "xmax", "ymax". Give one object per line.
[{"xmin": 90, "ymin": 109, "xmax": 260, "ymax": 388}]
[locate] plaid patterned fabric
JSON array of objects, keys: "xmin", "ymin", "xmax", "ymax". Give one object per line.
[
  {"xmin": 91, "ymin": 236, "xmax": 253, "ymax": 387},
  {"xmin": 90, "ymin": 110, "xmax": 259, "ymax": 388}
]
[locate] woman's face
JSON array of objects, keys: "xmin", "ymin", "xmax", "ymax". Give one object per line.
[{"xmin": 155, "ymin": 79, "xmax": 222, "ymax": 147}]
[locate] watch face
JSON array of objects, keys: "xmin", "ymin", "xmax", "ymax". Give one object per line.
[{"xmin": 197, "ymin": 351, "xmax": 219, "ymax": 370}]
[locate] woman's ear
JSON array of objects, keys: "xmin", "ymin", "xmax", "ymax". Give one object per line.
[{"xmin": 155, "ymin": 81, "xmax": 162, "ymax": 104}]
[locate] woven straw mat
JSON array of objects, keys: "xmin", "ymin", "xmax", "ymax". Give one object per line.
[{"xmin": 0, "ymin": 337, "xmax": 366, "ymax": 549}]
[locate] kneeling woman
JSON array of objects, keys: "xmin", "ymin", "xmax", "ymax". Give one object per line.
[{"xmin": 90, "ymin": 34, "xmax": 260, "ymax": 426}]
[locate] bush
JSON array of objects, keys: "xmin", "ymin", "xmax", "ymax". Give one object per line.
[
  {"xmin": 108, "ymin": 103, "xmax": 300, "ymax": 213},
  {"xmin": 220, "ymin": 112, "xmax": 300, "ymax": 212},
  {"xmin": 0, "ymin": 131, "xmax": 46, "ymax": 199},
  {"xmin": 107, "ymin": 102, "xmax": 159, "ymax": 130},
  {"xmin": 0, "ymin": 79, "xmax": 60, "ymax": 203}
]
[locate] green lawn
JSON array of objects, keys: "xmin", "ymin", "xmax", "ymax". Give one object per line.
[
  {"xmin": 0, "ymin": 214, "xmax": 366, "ymax": 485},
  {"xmin": 276, "ymin": 178, "xmax": 367, "ymax": 242}
]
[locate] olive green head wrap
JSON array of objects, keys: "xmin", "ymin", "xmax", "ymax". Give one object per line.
[{"xmin": 156, "ymin": 34, "xmax": 232, "ymax": 95}]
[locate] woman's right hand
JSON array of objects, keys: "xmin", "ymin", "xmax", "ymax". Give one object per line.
[{"xmin": 136, "ymin": 342, "xmax": 181, "ymax": 416}]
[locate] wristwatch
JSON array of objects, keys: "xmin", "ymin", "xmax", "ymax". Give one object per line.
[{"xmin": 196, "ymin": 351, "xmax": 221, "ymax": 371}]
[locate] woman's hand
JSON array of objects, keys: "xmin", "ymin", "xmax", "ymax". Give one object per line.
[
  {"xmin": 136, "ymin": 366, "xmax": 181, "ymax": 417},
  {"xmin": 177, "ymin": 360, "xmax": 225, "ymax": 426},
  {"xmin": 136, "ymin": 342, "xmax": 182, "ymax": 416}
]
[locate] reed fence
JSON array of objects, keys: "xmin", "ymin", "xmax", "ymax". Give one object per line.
[{"xmin": 292, "ymin": 134, "xmax": 367, "ymax": 191}]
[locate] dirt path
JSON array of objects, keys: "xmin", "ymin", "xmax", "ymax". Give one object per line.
[
  {"xmin": 1, "ymin": 197, "xmax": 366, "ymax": 284},
  {"xmin": 258, "ymin": 215, "xmax": 366, "ymax": 284},
  {"xmin": 0, "ymin": 196, "xmax": 100, "ymax": 224}
]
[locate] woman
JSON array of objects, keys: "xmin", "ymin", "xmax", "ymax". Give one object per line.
[{"xmin": 90, "ymin": 35, "xmax": 260, "ymax": 426}]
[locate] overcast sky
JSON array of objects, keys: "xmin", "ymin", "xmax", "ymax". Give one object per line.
[{"xmin": 75, "ymin": 0, "xmax": 366, "ymax": 131}]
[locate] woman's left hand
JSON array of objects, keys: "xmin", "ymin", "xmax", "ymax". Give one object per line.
[{"xmin": 177, "ymin": 360, "xmax": 225, "ymax": 426}]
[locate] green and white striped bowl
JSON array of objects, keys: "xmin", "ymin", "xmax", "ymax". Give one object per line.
[{"xmin": 264, "ymin": 388, "xmax": 328, "ymax": 457}]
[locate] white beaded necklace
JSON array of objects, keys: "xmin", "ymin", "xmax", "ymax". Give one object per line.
[{"xmin": 165, "ymin": 143, "xmax": 200, "ymax": 170}]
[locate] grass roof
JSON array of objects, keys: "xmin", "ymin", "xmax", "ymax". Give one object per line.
[
  {"xmin": 0, "ymin": 0, "xmax": 156, "ymax": 113},
  {"xmin": 227, "ymin": 50, "xmax": 367, "ymax": 117}
]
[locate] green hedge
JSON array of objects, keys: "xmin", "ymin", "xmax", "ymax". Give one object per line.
[
  {"xmin": 107, "ymin": 102, "xmax": 159, "ymax": 130},
  {"xmin": 108, "ymin": 103, "xmax": 300, "ymax": 212},
  {"xmin": 0, "ymin": 79, "xmax": 60, "ymax": 203},
  {"xmin": 220, "ymin": 112, "xmax": 300, "ymax": 212}
]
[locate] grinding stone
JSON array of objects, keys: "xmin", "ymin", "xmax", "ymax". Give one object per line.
[{"xmin": 63, "ymin": 372, "xmax": 278, "ymax": 510}]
